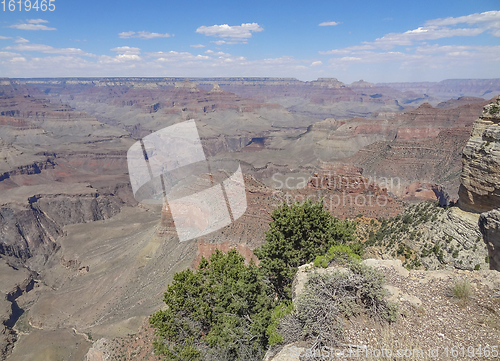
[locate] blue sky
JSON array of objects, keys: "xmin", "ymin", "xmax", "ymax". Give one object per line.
[{"xmin": 0, "ymin": 0, "xmax": 499, "ymax": 82}]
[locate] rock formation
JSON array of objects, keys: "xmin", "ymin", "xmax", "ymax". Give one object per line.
[
  {"xmin": 459, "ymin": 95, "xmax": 500, "ymax": 213},
  {"xmin": 479, "ymin": 209, "xmax": 500, "ymax": 271},
  {"xmin": 208, "ymin": 83, "xmax": 223, "ymax": 93},
  {"xmin": 456, "ymin": 95, "xmax": 500, "ymax": 271},
  {"xmin": 0, "ymin": 184, "xmax": 123, "ymax": 265}
]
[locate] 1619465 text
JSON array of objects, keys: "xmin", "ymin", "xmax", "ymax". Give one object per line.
[{"xmin": 2, "ymin": 0, "xmax": 55, "ymax": 11}]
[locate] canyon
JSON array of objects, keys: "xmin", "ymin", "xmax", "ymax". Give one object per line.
[{"xmin": 0, "ymin": 77, "xmax": 499, "ymax": 360}]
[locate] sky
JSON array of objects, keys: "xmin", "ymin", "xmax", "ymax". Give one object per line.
[{"xmin": 0, "ymin": 0, "xmax": 499, "ymax": 83}]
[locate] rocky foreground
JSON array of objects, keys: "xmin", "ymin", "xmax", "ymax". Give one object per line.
[
  {"xmin": 80, "ymin": 259, "xmax": 500, "ymax": 361},
  {"xmin": 265, "ymin": 259, "xmax": 500, "ymax": 361}
]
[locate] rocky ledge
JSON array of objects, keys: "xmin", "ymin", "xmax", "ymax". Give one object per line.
[
  {"xmin": 459, "ymin": 95, "xmax": 500, "ymax": 213},
  {"xmin": 265, "ymin": 259, "xmax": 500, "ymax": 361}
]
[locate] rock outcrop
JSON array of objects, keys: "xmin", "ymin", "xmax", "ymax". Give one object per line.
[
  {"xmin": 0, "ymin": 259, "xmax": 32, "ymax": 360},
  {"xmin": 459, "ymin": 95, "xmax": 500, "ymax": 213},
  {"xmin": 479, "ymin": 209, "xmax": 500, "ymax": 271},
  {"xmin": 456, "ymin": 96, "xmax": 500, "ymax": 271},
  {"xmin": 0, "ymin": 184, "xmax": 123, "ymax": 265},
  {"xmin": 84, "ymin": 338, "xmax": 111, "ymax": 361}
]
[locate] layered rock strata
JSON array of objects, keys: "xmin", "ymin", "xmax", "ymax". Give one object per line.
[
  {"xmin": 479, "ymin": 209, "xmax": 500, "ymax": 271},
  {"xmin": 456, "ymin": 96, "xmax": 500, "ymax": 271},
  {"xmin": 459, "ymin": 96, "xmax": 500, "ymax": 213}
]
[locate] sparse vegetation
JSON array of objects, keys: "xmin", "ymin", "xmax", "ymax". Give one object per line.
[
  {"xmin": 313, "ymin": 244, "xmax": 362, "ymax": 268},
  {"xmin": 274, "ymin": 262, "xmax": 398, "ymax": 355},
  {"xmin": 488, "ymin": 104, "xmax": 499, "ymax": 115},
  {"xmin": 450, "ymin": 279, "xmax": 472, "ymax": 304},
  {"xmin": 359, "ymin": 201, "xmax": 487, "ymax": 271}
]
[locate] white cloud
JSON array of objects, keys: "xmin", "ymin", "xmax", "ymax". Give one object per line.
[
  {"xmin": 0, "ymin": 50, "xmax": 314, "ymax": 78},
  {"xmin": 371, "ymin": 27, "xmax": 484, "ymax": 48},
  {"xmin": 0, "ymin": 36, "xmax": 11, "ymax": 40},
  {"xmin": 15, "ymin": 37, "xmax": 29, "ymax": 43},
  {"xmin": 319, "ymin": 44, "xmax": 376, "ymax": 55},
  {"xmin": 10, "ymin": 57, "xmax": 26, "ymax": 62},
  {"xmin": 10, "ymin": 20, "xmax": 56, "ymax": 31},
  {"xmin": 101, "ymin": 47, "xmax": 143, "ymax": 62},
  {"xmin": 212, "ymin": 40, "xmax": 233, "ymax": 45},
  {"xmin": 424, "ymin": 10, "xmax": 500, "ymax": 38},
  {"xmin": 425, "ymin": 10, "xmax": 500, "ymax": 27},
  {"xmin": 116, "ymin": 54, "xmax": 141, "ymax": 61},
  {"xmin": 260, "ymin": 56, "xmax": 297, "ymax": 65},
  {"xmin": 118, "ymin": 31, "xmax": 135, "ymax": 38},
  {"xmin": 0, "ymin": 51, "xmax": 20, "ymax": 58},
  {"xmin": 320, "ymin": 10, "xmax": 500, "ymax": 56},
  {"xmin": 319, "ymin": 21, "xmax": 340, "ymax": 26},
  {"xmin": 26, "ymin": 19, "xmax": 49, "ymax": 24},
  {"xmin": 319, "ymin": 11, "xmax": 500, "ymax": 55},
  {"xmin": 317, "ymin": 11, "xmax": 500, "ymax": 80},
  {"xmin": 329, "ymin": 52, "xmax": 414, "ymax": 65},
  {"xmin": 110, "ymin": 46, "xmax": 141, "ymax": 55},
  {"xmin": 324, "ymin": 45, "xmax": 500, "ymax": 79},
  {"xmin": 205, "ymin": 50, "xmax": 230, "ymax": 57},
  {"xmin": 310, "ymin": 60, "xmax": 322, "ymax": 66},
  {"xmin": 414, "ymin": 44, "xmax": 500, "ymax": 59},
  {"xmin": 5, "ymin": 43, "xmax": 92, "ymax": 56},
  {"xmin": 196, "ymin": 23, "xmax": 263, "ymax": 43},
  {"xmin": 119, "ymin": 31, "xmax": 171, "ymax": 39},
  {"xmin": 147, "ymin": 50, "xmax": 210, "ymax": 62},
  {"xmin": 190, "ymin": 44, "xmax": 205, "ymax": 48}
]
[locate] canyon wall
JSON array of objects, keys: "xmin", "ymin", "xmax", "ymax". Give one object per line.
[
  {"xmin": 479, "ymin": 209, "xmax": 500, "ymax": 271},
  {"xmin": 457, "ymin": 96, "xmax": 500, "ymax": 271},
  {"xmin": 459, "ymin": 95, "xmax": 500, "ymax": 213}
]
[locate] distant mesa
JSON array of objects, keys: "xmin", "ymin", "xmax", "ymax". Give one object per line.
[
  {"xmin": 436, "ymin": 96, "xmax": 487, "ymax": 109},
  {"xmin": 417, "ymin": 102, "xmax": 433, "ymax": 109},
  {"xmin": 174, "ymin": 80, "xmax": 200, "ymax": 92},
  {"xmin": 310, "ymin": 78, "xmax": 346, "ymax": 88},
  {"xmin": 208, "ymin": 83, "xmax": 224, "ymax": 93},
  {"xmin": 350, "ymin": 79, "xmax": 374, "ymax": 88}
]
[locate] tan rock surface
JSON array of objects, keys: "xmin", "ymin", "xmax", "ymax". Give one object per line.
[
  {"xmin": 459, "ymin": 96, "xmax": 500, "ymax": 213},
  {"xmin": 479, "ymin": 209, "xmax": 500, "ymax": 271}
]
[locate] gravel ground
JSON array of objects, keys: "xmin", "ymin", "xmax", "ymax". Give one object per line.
[{"xmin": 342, "ymin": 265, "xmax": 500, "ymax": 361}]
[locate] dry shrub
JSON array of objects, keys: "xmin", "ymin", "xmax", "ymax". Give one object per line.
[{"xmin": 277, "ymin": 263, "xmax": 399, "ymax": 360}]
